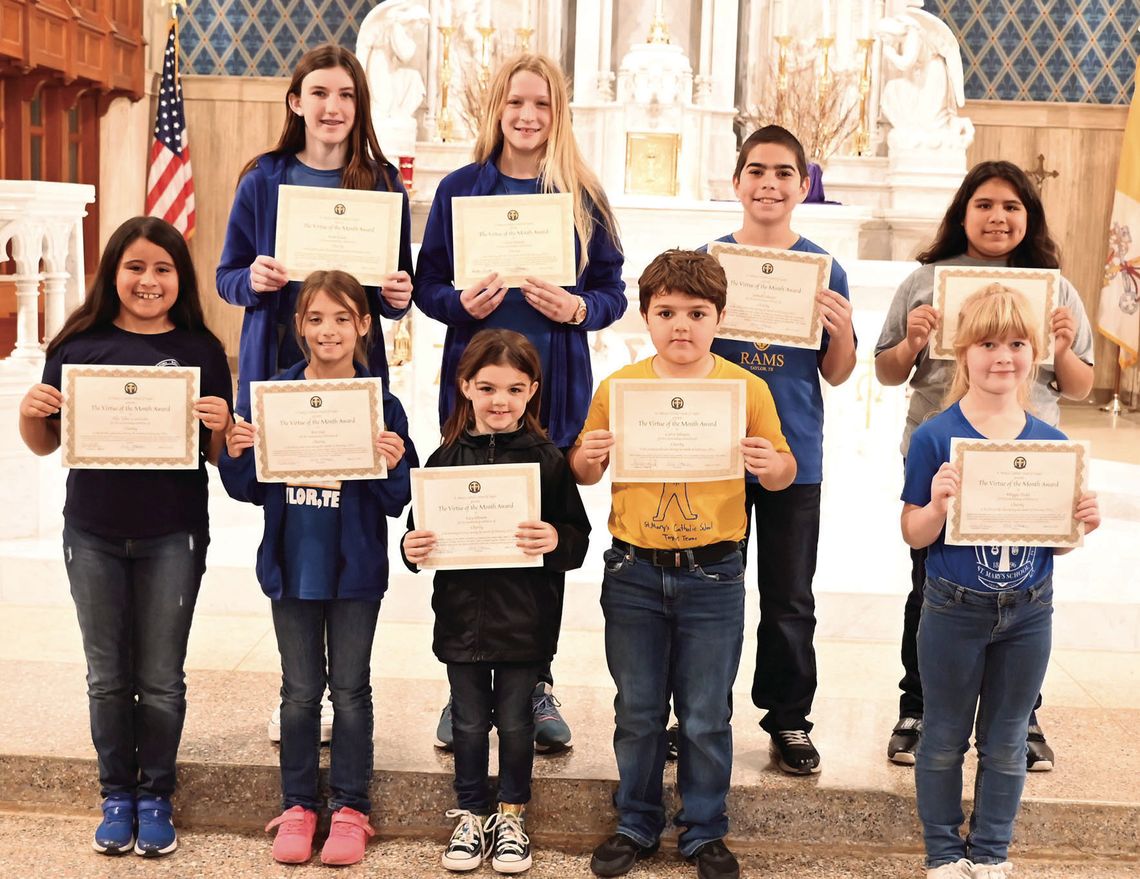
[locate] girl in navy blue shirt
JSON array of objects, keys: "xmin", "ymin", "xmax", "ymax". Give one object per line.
[
  {"xmin": 221, "ymin": 270, "xmax": 414, "ymax": 868},
  {"xmin": 901, "ymin": 284, "xmax": 1099, "ymax": 878}
]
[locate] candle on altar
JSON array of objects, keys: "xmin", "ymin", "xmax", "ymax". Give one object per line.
[
  {"xmin": 480, "ymin": 0, "xmax": 491, "ymax": 28},
  {"xmin": 522, "ymin": 0, "xmax": 531, "ymax": 30},
  {"xmin": 780, "ymin": 0, "xmax": 789, "ymax": 35},
  {"xmin": 861, "ymin": 0, "xmax": 872, "ymax": 36},
  {"xmin": 822, "ymin": 0, "xmax": 832, "ymax": 36},
  {"xmin": 441, "ymin": 0, "xmax": 451, "ymax": 26}
]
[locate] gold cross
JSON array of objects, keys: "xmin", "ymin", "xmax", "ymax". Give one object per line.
[{"xmin": 1025, "ymin": 154, "xmax": 1059, "ymax": 190}]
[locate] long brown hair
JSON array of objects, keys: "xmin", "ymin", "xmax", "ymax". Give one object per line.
[
  {"xmin": 473, "ymin": 53, "xmax": 621, "ymax": 274},
  {"xmin": 238, "ymin": 44, "xmax": 394, "ymax": 191},
  {"xmin": 46, "ymin": 216, "xmax": 218, "ymax": 358},
  {"xmin": 943, "ymin": 283, "xmax": 1042, "ymax": 411},
  {"xmin": 917, "ymin": 160, "xmax": 1060, "ymax": 268},
  {"xmin": 293, "ymin": 270, "xmax": 372, "ymax": 366},
  {"xmin": 440, "ymin": 329, "xmax": 545, "ymax": 446}
]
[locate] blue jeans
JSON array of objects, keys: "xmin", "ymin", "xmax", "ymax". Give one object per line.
[
  {"xmin": 63, "ymin": 523, "xmax": 207, "ymax": 799},
  {"xmin": 600, "ymin": 545, "xmax": 745, "ymax": 857},
  {"xmin": 915, "ymin": 576, "xmax": 1053, "ymax": 868},
  {"xmin": 271, "ymin": 598, "xmax": 381, "ymax": 814},
  {"xmin": 447, "ymin": 662, "xmax": 538, "ymax": 811}
]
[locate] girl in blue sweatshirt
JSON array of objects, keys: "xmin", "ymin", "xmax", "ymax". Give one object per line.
[
  {"xmin": 216, "ymin": 43, "xmax": 414, "ymax": 416},
  {"xmin": 221, "ymin": 270, "xmax": 415, "ymax": 868}
]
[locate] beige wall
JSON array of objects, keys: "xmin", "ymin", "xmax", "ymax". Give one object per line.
[{"xmin": 965, "ymin": 99, "xmax": 1129, "ymax": 394}]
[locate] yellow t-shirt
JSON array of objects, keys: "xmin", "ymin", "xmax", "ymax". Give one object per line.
[{"xmin": 577, "ymin": 355, "xmax": 791, "ymax": 549}]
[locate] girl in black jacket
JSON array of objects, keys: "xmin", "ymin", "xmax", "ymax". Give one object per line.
[{"xmin": 402, "ymin": 329, "xmax": 590, "ymax": 874}]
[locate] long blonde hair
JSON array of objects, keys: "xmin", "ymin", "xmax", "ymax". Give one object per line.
[
  {"xmin": 943, "ymin": 283, "xmax": 1042, "ymax": 411},
  {"xmin": 473, "ymin": 53, "xmax": 620, "ymax": 273}
]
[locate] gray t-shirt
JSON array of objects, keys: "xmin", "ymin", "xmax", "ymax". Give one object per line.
[{"xmin": 874, "ymin": 255, "xmax": 1095, "ymax": 456}]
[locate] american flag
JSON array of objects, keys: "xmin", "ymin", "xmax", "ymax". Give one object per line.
[{"xmin": 145, "ymin": 18, "xmax": 196, "ymax": 238}]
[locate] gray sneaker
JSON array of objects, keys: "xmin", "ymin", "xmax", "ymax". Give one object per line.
[{"xmin": 435, "ymin": 698, "xmax": 454, "ymax": 750}]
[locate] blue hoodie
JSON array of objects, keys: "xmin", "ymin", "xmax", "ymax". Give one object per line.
[
  {"xmin": 413, "ymin": 154, "xmax": 627, "ymax": 448},
  {"xmin": 219, "ymin": 360, "xmax": 416, "ymax": 602},
  {"xmin": 216, "ymin": 151, "xmax": 414, "ymax": 416}
]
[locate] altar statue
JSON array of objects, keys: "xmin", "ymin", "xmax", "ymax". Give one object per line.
[
  {"xmin": 357, "ymin": 0, "xmax": 431, "ymax": 155},
  {"xmin": 876, "ymin": 0, "xmax": 974, "ymax": 149}
]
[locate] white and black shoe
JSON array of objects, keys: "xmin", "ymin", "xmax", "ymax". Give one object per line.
[
  {"xmin": 888, "ymin": 717, "xmax": 923, "ymax": 765},
  {"xmin": 441, "ymin": 809, "xmax": 488, "ymax": 872},
  {"xmin": 769, "ymin": 729, "xmax": 821, "ymax": 774},
  {"xmin": 484, "ymin": 806, "xmax": 532, "ymax": 874}
]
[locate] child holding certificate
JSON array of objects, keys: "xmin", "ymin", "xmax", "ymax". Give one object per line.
[
  {"xmin": 401, "ymin": 329, "xmax": 590, "ymax": 875},
  {"xmin": 900, "ymin": 284, "xmax": 1099, "ymax": 879},
  {"xmin": 705, "ymin": 125, "xmax": 856, "ymax": 775},
  {"xmin": 220, "ymin": 271, "xmax": 415, "ymax": 867},
  {"xmin": 875, "ymin": 161, "xmax": 1095, "ymax": 768},
  {"xmin": 414, "ymin": 51, "xmax": 625, "ymax": 753},
  {"xmin": 570, "ymin": 250, "xmax": 796, "ymax": 879},
  {"xmin": 217, "ymin": 43, "xmax": 414, "ymax": 418},
  {"xmin": 18, "ymin": 216, "xmax": 233, "ymax": 858}
]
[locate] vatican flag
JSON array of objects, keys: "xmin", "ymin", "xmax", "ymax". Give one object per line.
[{"xmin": 1099, "ymin": 61, "xmax": 1140, "ymax": 368}]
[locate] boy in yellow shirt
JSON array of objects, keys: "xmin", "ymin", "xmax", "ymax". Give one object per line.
[{"xmin": 570, "ymin": 250, "xmax": 796, "ymax": 879}]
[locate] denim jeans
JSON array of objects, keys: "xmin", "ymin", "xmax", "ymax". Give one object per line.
[
  {"xmin": 63, "ymin": 523, "xmax": 206, "ymax": 799},
  {"xmin": 900, "ymin": 546, "xmax": 1044, "ymax": 722},
  {"xmin": 271, "ymin": 598, "xmax": 381, "ymax": 814},
  {"xmin": 915, "ymin": 576, "xmax": 1053, "ymax": 868},
  {"xmin": 743, "ymin": 482, "xmax": 820, "ymax": 733},
  {"xmin": 446, "ymin": 662, "xmax": 539, "ymax": 811},
  {"xmin": 600, "ymin": 545, "xmax": 745, "ymax": 857}
]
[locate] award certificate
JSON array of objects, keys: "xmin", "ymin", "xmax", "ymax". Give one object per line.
[
  {"xmin": 931, "ymin": 266, "xmax": 1058, "ymax": 364},
  {"xmin": 452, "ymin": 193, "xmax": 576, "ymax": 287},
  {"xmin": 708, "ymin": 242, "xmax": 831, "ymax": 349},
  {"xmin": 610, "ymin": 379, "xmax": 746, "ymax": 483},
  {"xmin": 274, "ymin": 185, "xmax": 402, "ymax": 286},
  {"xmin": 946, "ymin": 438, "xmax": 1088, "ymax": 548},
  {"xmin": 411, "ymin": 463, "xmax": 542, "ymax": 570},
  {"xmin": 251, "ymin": 378, "xmax": 386, "ymax": 483},
  {"xmin": 61, "ymin": 365, "xmax": 200, "ymax": 469}
]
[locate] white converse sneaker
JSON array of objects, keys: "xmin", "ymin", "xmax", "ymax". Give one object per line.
[
  {"xmin": 441, "ymin": 809, "xmax": 488, "ymax": 872},
  {"xmin": 972, "ymin": 863, "xmax": 1013, "ymax": 878},
  {"xmin": 927, "ymin": 859, "xmax": 974, "ymax": 878},
  {"xmin": 267, "ymin": 698, "xmax": 334, "ymax": 744}
]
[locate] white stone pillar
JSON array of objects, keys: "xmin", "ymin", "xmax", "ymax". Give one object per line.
[
  {"xmin": 573, "ymin": 0, "xmax": 602, "ymax": 102},
  {"xmin": 709, "ymin": 0, "xmax": 738, "ymax": 109},
  {"xmin": 423, "ymin": 0, "xmax": 440, "ymax": 140}
]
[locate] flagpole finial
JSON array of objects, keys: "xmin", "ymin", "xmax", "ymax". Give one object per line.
[{"xmin": 167, "ymin": 0, "xmax": 187, "ymax": 16}]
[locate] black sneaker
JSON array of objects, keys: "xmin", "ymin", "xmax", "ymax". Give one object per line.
[
  {"xmin": 769, "ymin": 729, "xmax": 821, "ymax": 774},
  {"xmin": 1026, "ymin": 723, "xmax": 1054, "ymax": 772},
  {"xmin": 688, "ymin": 839, "xmax": 740, "ymax": 879},
  {"xmin": 887, "ymin": 717, "xmax": 922, "ymax": 765},
  {"xmin": 590, "ymin": 833, "xmax": 659, "ymax": 877},
  {"xmin": 441, "ymin": 809, "xmax": 487, "ymax": 872},
  {"xmin": 665, "ymin": 723, "xmax": 679, "ymax": 762}
]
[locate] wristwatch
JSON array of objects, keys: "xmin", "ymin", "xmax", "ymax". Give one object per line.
[{"xmin": 566, "ymin": 295, "xmax": 588, "ymax": 326}]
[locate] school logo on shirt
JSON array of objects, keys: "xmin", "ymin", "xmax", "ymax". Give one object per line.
[
  {"xmin": 739, "ymin": 342, "xmax": 784, "ymax": 372},
  {"xmin": 123, "ymin": 382, "xmax": 138, "ymax": 395},
  {"xmin": 155, "ymin": 358, "xmax": 180, "ymax": 368},
  {"xmin": 468, "ymin": 481, "xmax": 481, "ymax": 494},
  {"xmin": 334, "ymin": 203, "xmax": 346, "ymax": 216},
  {"xmin": 310, "ymin": 396, "xmax": 323, "ymax": 408},
  {"xmin": 974, "ymin": 545, "xmax": 1039, "ymax": 590}
]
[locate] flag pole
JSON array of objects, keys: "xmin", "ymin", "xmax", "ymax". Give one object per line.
[{"xmin": 1099, "ymin": 353, "xmax": 1136, "ymax": 415}]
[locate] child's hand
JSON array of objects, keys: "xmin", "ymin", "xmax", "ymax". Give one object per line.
[
  {"xmin": 403, "ymin": 529, "xmax": 438, "ymax": 565},
  {"xmin": 905, "ymin": 304, "xmax": 940, "ymax": 356},
  {"xmin": 194, "ymin": 396, "xmax": 232, "ymax": 432},
  {"xmin": 1051, "ymin": 306, "xmax": 1077, "ymax": 358},
  {"xmin": 817, "ymin": 288, "xmax": 853, "ymax": 340},
  {"xmin": 459, "ymin": 272, "xmax": 508, "ymax": 319},
  {"xmin": 929, "ymin": 461, "xmax": 960, "ymax": 514},
  {"xmin": 249, "ymin": 255, "xmax": 288, "ymax": 293},
  {"xmin": 741, "ymin": 436, "xmax": 781, "ymax": 478},
  {"xmin": 517, "ymin": 520, "xmax": 558, "ymax": 556},
  {"xmin": 375, "ymin": 430, "xmax": 405, "ymax": 469},
  {"xmin": 226, "ymin": 419, "xmax": 257, "ymax": 457},
  {"xmin": 578, "ymin": 429, "xmax": 614, "ymax": 466},
  {"xmin": 19, "ymin": 384, "xmax": 62, "ymax": 419},
  {"xmin": 1074, "ymin": 490, "xmax": 1100, "ymax": 535},
  {"xmin": 521, "ymin": 277, "xmax": 578, "ymax": 323},
  {"xmin": 381, "ymin": 270, "xmax": 413, "ymax": 310}
]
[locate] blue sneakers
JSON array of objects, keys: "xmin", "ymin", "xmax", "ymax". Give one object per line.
[
  {"xmin": 532, "ymin": 683, "xmax": 572, "ymax": 752},
  {"xmin": 92, "ymin": 795, "xmax": 135, "ymax": 855},
  {"xmin": 134, "ymin": 796, "xmax": 178, "ymax": 857}
]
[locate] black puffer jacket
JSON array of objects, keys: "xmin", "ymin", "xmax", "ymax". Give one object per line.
[{"xmin": 404, "ymin": 428, "xmax": 591, "ymax": 663}]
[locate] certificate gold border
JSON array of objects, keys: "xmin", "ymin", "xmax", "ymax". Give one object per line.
[
  {"xmin": 451, "ymin": 193, "xmax": 576, "ymax": 288},
  {"xmin": 252, "ymin": 378, "xmax": 386, "ymax": 483},
  {"xmin": 411, "ymin": 463, "xmax": 542, "ymax": 570},
  {"xmin": 931, "ymin": 267, "xmax": 1057, "ymax": 363},
  {"xmin": 61, "ymin": 365, "xmax": 199, "ymax": 469},
  {"xmin": 708, "ymin": 242, "xmax": 829, "ymax": 349},
  {"xmin": 624, "ymin": 132, "xmax": 680, "ymax": 197},
  {"xmin": 274, "ymin": 185, "xmax": 403, "ymax": 286},
  {"xmin": 946, "ymin": 438, "xmax": 1087, "ymax": 548},
  {"xmin": 610, "ymin": 379, "xmax": 746, "ymax": 483}
]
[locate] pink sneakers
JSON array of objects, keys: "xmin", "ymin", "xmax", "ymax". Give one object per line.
[
  {"xmin": 266, "ymin": 805, "xmax": 318, "ymax": 864},
  {"xmin": 320, "ymin": 807, "xmax": 375, "ymax": 866}
]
